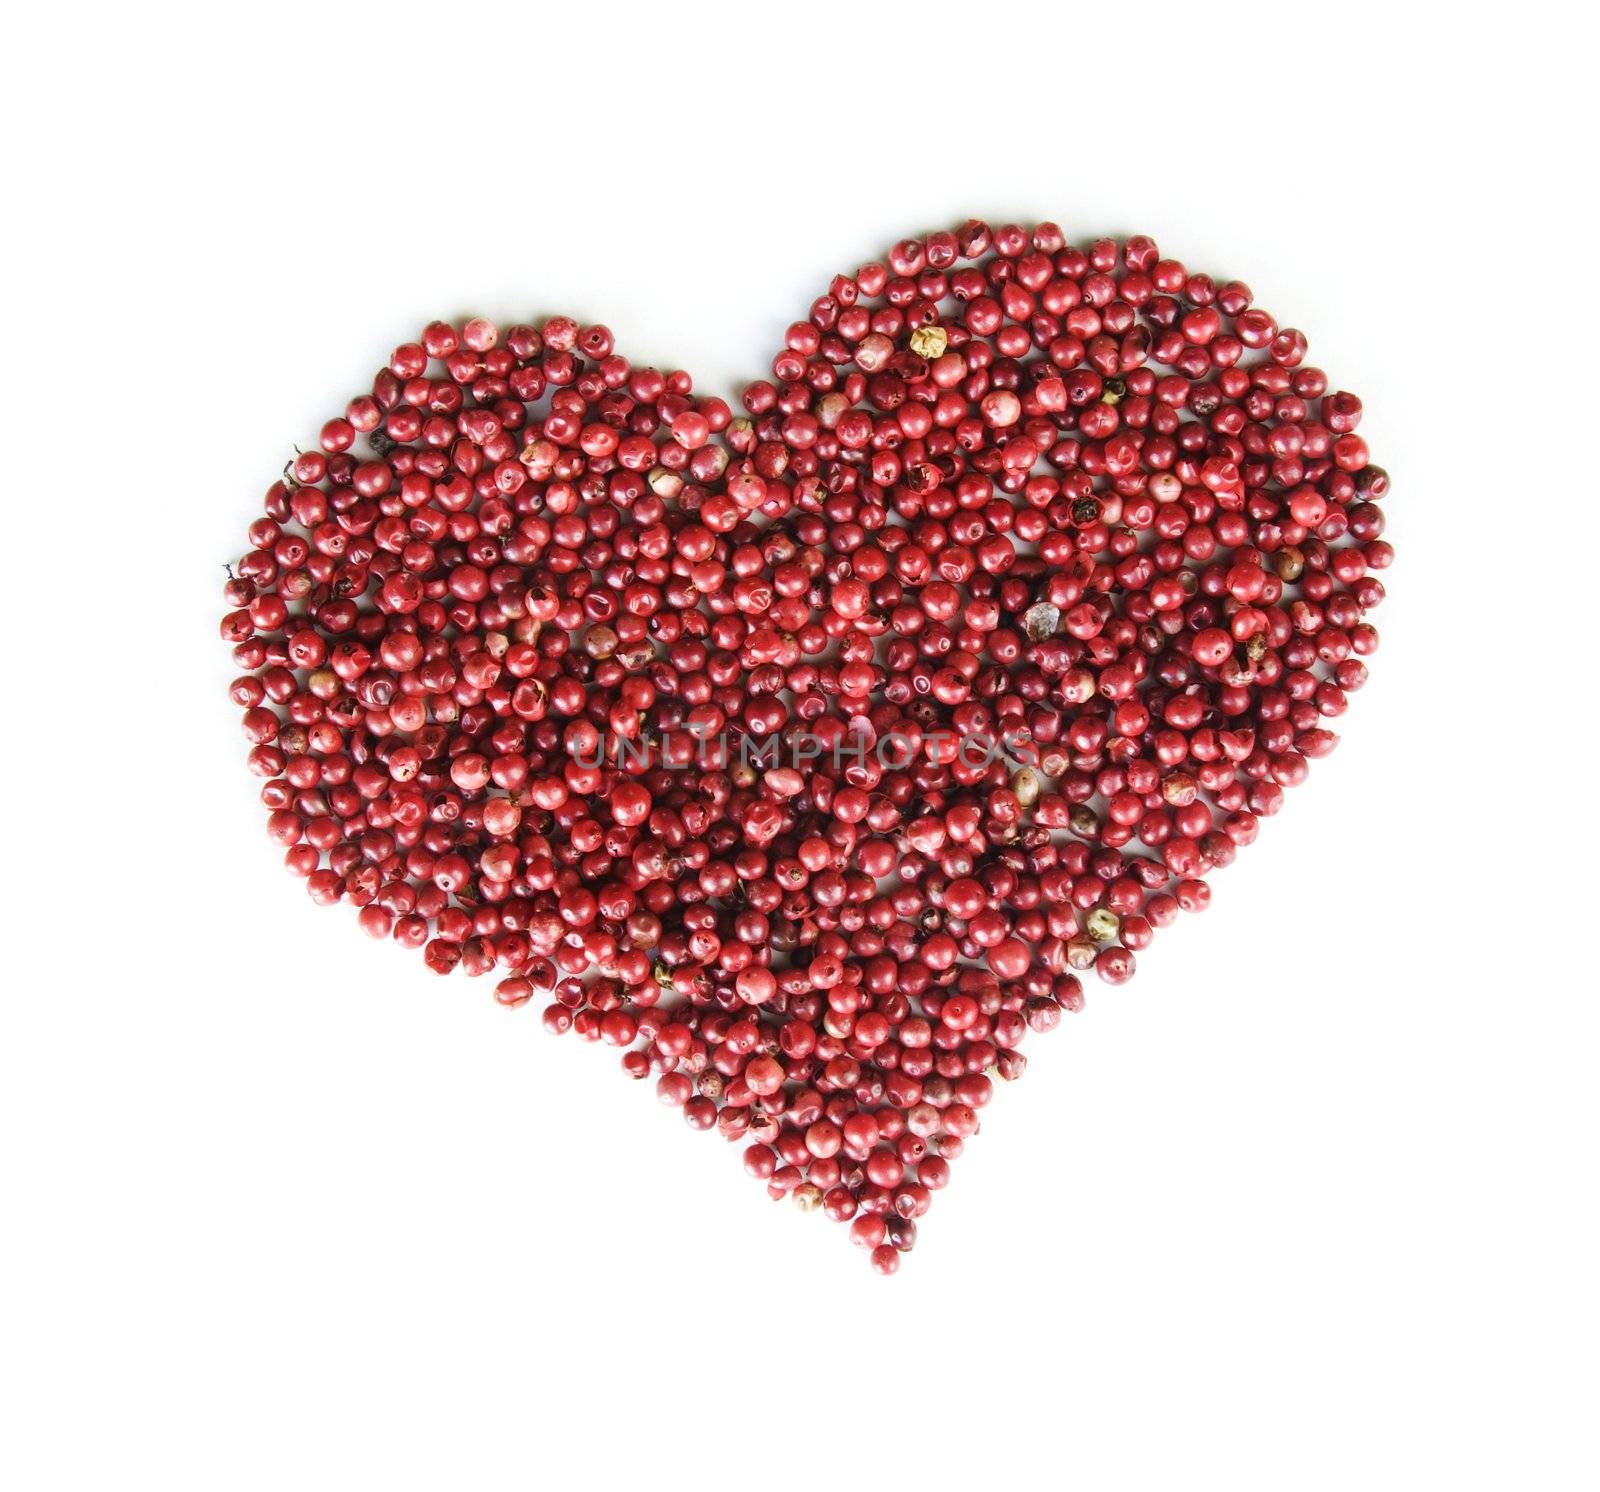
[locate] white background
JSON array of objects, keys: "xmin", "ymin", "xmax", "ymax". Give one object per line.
[{"xmin": 3, "ymin": 4, "xmax": 1595, "ymax": 1488}]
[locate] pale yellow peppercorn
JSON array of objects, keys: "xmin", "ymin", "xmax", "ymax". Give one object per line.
[
  {"xmin": 648, "ymin": 466, "xmax": 684, "ymax": 498},
  {"xmin": 909, "ymin": 324, "xmax": 949, "ymax": 360},
  {"xmin": 1086, "ymin": 907, "xmax": 1122, "ymax": 942}
]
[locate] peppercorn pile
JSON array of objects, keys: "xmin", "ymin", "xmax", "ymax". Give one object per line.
[{"xmin": 222, "ymin": 222, "xmax": 1390, "ymax": 1272}]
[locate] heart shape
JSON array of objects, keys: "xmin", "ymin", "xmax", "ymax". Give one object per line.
[{"xmin": 221, "ymin": 220, "xmax": 1390, "ymax": 1272}]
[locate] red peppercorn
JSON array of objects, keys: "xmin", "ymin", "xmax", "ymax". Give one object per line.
[{"xmin": 227, "ymin": 230, "xmax": 1388, "ymax": 1272}]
